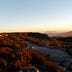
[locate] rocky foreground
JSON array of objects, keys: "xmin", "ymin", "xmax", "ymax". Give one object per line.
[{"xmin": 0, "ymin": 32, "xmax": 72, "ymax": 72}]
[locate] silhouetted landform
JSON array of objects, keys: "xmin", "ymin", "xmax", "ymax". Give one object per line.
[
  {"xmin": 56, "ymin": 37, "xmax": 72, "ymax": 43},
  {"xmin": 0, "ymin": 32, "xmax": 72, "ymax": 72},
  {"xmin": 26, "ymin": 32, "xmax": 49, "ymax": 39}
]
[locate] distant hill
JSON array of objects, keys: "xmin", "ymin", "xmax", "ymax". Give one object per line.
[{"xmin": 45, "ymin": 31, "xmax": 72, "ymax": 37}]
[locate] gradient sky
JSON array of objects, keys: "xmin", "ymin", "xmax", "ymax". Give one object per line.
[{"xmin": 0, "ymin": 0, "xmax": 72, "ymax": 32}]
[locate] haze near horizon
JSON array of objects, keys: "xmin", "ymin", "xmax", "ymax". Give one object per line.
[{"xmin": 0, "ymin": 0, "xmax": 72, "ymax": 32}]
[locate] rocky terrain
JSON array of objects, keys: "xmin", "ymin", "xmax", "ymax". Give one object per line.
[{"xmin": 0, "ymin": 32, "xmax": 72, "ymax": 72}]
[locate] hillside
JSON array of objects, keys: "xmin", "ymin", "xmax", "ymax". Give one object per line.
[{"xmin": 0, "ymin": 32, "xmax": 72, "ymax": 72}]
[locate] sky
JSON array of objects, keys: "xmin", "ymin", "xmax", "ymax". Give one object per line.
[{"xmin": 0, "ymin": 0, "xmax": 72, "ymax": 32}]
